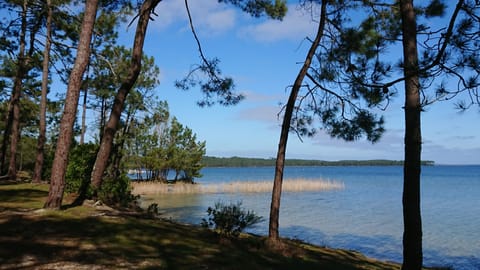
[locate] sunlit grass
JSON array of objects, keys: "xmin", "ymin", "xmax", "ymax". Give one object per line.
[{"xmin": 131, "ymin": 178, "xmax": 344, "ymax": 195}]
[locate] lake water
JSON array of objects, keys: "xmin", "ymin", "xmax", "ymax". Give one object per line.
[{"xmin": 138, "ymin": 165, "xmax": 480, "ymax": 270}]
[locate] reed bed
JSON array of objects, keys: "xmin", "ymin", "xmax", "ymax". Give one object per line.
[{"xmin": 131, "ymin": 178, "xmax": 344, "ymax": 195}]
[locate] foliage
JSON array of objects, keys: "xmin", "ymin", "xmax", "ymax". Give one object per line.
[
  {"xmin": 126, "ymin": 101, "xmax": 206, "ymax": 183},
  {"xmin": 41, "ymin": 144, "xmax": 55, "ymax": 181},
  {"xmin": 284, "ymin": 1, "xmax": 391, "ymax": 142},
  {"xmin": 97, "ymin": 173, "xmax": 138, "ymax": 207},
  {"xmin": 88, "ymin": 45, "xmax": 160, "ymax": 136},
  {"xmin": 63, "ymin": 143, "xmax": 137, "ymax": 207},
  {"xmin": 167, "ymin": 117, "xmax": 206, "ymax": 182},
  {"xmin": 201, "ymin": 201, "xmax": 263, "ymax": 237},
  {"xmin": 275, "ymin": 0, "xmax": 479, "ymax": 143},
  {"xmin": 310, "ymin": 0, "xmax": 480, "ymax": 112},
  {"xmin": 15, "ymin": 136, "xmax": 37, "ymax": 172},
  {"xmin": 146, "ymin": 202, "xmax": 160, "ymax": 217},
  {"xmin": 65, "ymin": 143, "xmax": 98, "ymax": 196}
]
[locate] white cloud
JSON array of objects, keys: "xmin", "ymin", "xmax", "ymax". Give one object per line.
[
  {"xmin": 237, "ymin": 105, "xmax": 282, "ymax": 123},
  {"xmin": 143, "ymin": 2, "xmax": 317, "ymax": 42},
  {"xmin": 235, "ymin": 91, "xmax": 286, "ymax": 124},
  {"xmin": 238, "ymin": 4, "xmax": 317, "ymax": 42},
  {"xmin": 150, "ymin": 0, "xmax": 236, "ymax": 35}
]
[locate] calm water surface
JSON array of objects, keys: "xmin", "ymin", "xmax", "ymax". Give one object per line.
[{"xmin": 139, "ymin": 165, "xmax": 480, "ymax": 270}]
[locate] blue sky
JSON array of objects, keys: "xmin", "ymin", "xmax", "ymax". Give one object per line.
[{"xmin": 115, "ymin": 0, "xmax": 480, "ymax": 165}]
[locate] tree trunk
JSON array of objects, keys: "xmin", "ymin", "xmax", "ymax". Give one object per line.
[
  {"xmin": 400, "ymin": 1, "xmax": 423, "ymax": 269},
  {"xmin": 7, "ymin": 90, "xmax": 20, "ymax": 180},
  {"xmin": 90, "ymin": 0, "xmax": 161, "ymax": 192},
  {"xmin": 33, "ymin": 0, "xmax": 52, "ymax": 183},
  {"xmin": 7, "ymin": 0, "xmax": 29, "ymax": 181},
  {"xmin": 1, "ymin": 104, "xmax": 12, "ymax": 175},
  {"xmin": 268, "ymin": 0, "xmax": 327, "ymax": 241},
  {"xmin": 80, "ymin": 63, "xmax": 90, "ymax": 145},
  {"xmin": 110, "ymin": 110, "xmax": 132, "ymax": 179},
  {"xmin": 44, "ymin": 0, "xmax": 99, "ymax": 209},
  {"xmin": 99, "ymin": 97, "xmax": 106, "ymax": 141}
]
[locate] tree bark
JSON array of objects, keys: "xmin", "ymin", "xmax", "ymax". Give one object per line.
[
  {"xmin": 268, "ymin": 0, "xmax": 327, "ymax": 241},
  {"xmin": 33, "ymin": 0, "xmax": 52, "ymax": 183},
  {"xmin": 6, "ymin": 0, "xmax": 29, "ymax": 181},
  {"xmin": 1, "ymin": 103, "xmax": 12, "ymax": 175},
  {"xmin": 400, "ymin": 1, "xmax": 423, "ymax": 269},
  {"xmin": 90, "ymin": 0, "xmax": 161, "ymax": 191},
  {"xmin": 44, "ymin": 0, "xmax": 99, "ymax": 209}
]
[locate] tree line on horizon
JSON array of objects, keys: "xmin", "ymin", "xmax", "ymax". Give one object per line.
[
  {"xmin": 201, "ymin": 156, "xmax": 435, "ymax": 167},
  {"xmin": 0, "ymin": 1, "xmax": 478, "ymax": 270}
]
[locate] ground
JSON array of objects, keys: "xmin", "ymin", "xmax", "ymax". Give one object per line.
[{"xmin": 0, "ymin": 182, "xmax": 411, "ymax": 269}]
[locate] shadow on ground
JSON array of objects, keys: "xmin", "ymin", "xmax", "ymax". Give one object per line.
[{"xmin": 0, "ymin": 184, "xmax": 401, "ymax": 269}]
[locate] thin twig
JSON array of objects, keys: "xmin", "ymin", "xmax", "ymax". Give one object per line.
[{"xmin": 184, "ymin": 0, "xmax": 215, "ymax": 77}]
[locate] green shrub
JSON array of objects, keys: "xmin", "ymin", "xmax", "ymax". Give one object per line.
[
  {"xmin": 65, "ymin": 143, "xmax": 98, "ymax": 197},
  {"xmin": 97, "ymin": 173, "xmax": 138, "ymax": 207},
  {"xmin": 65, "ymin": 143, "xmax": 137, "ymax": 207},
  {"xmin": 147, "ymin": 203, "xmax": 160, "ymax": 217},
  {"xmin": 201, "ymin": 201, "xmax": 263, "ymax": 237}
]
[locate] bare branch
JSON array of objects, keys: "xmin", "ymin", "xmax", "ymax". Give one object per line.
[{"xmin": 185, "ymin": 0, "xmax": 216, "ymax": 79}]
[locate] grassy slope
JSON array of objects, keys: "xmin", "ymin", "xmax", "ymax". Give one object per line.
[{"xmin": 0, "ymin": 183, "xmax": 402, "ymax": 270}]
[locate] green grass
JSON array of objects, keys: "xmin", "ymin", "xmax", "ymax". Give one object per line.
[{"xmin": 0, "ymin": 183, "xmax": 404, "ymax": 269}]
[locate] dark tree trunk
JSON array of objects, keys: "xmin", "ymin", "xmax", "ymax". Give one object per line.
[
  {"xmin": 90, "ymin": 0, "xmax": 161, "ymax": 192},
  {"xmin": 44, "ymin": 0, "xmax": 99, "ymax": 209},
  {"xmin": 400, "ymin": 0, "xmax": 423, "ymax": 269},
  {"xmin": 268, "ymin": 0, "xmax": 327, "ymax": 241},
  {"xmin": 1, "ymin": 105, "xmax": 12, "ymax": 175},
  {"xmin": 80, "ymin": 63, "xmax": 90, "ymax": 145},
  {"xmin": 99, "ymin": 97, "xmax": 106, "ymax": 142},
  {"xmin": 109, "ymin": 110, "xmax": 132, "ymax": 179},
  {"xmin": 33, "ymin": 0, "xmax": 52, "ymax": 183},
  {"xmin": 7, "ymin": 0, "xmax": 29, "ymax": 181},
  {"xmin": 7, "ymin": 86, "xmax": 20, "ymax": 180}
]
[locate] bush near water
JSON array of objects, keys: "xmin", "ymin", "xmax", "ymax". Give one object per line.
[{"xmin": 201, "ymin": 201, "xmax": 264, "ymax": 237}]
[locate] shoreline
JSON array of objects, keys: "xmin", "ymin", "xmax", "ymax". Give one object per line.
[{"xmin": 0, "ymin": 182, "xmax": 406, "ymax": 269}]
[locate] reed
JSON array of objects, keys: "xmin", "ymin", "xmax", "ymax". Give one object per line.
[{"xmin": 131, "ymin": 178, "xmax": 344, "ymax": 195}]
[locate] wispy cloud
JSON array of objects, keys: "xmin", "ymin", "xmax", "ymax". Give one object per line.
[
  {"xmin": 144, "ymin": 2, "xmax": 317, "ymax": 42},
  {"xmin": 449, "ymin": 135, "xmax": 476, "ymax": 141},
  {"xmin": 311, "ymin": 128, "xmax": 404, "ymax": 154},
  {"xmin": 237, "ymin": 105, "xmax": 282, "ymax": 123},
  {"xmin": 235, "ymin": 91, "xmax": 285, "ymax": 124},
  {"xmin": 150, "ymin": 0, "xmax": 236, "ymax": 35},
  {"xmin": 238, "ymin": 4, "xmax": 317, "ymax": 42}
]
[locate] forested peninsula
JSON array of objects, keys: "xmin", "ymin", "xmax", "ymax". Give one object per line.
[{"xmin": 202, "ymin": 156, "xmax": 435, "ymax": 167}]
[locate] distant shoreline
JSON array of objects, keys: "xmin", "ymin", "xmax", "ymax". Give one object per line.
[{"xmin": 202, "ymin": 156, "xmax": 435, "ymax": 167}]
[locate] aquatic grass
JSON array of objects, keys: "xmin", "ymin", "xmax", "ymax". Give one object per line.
[{"xmin": 131, "ymin": 178, "xmax": 344, "ymax": 195}]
